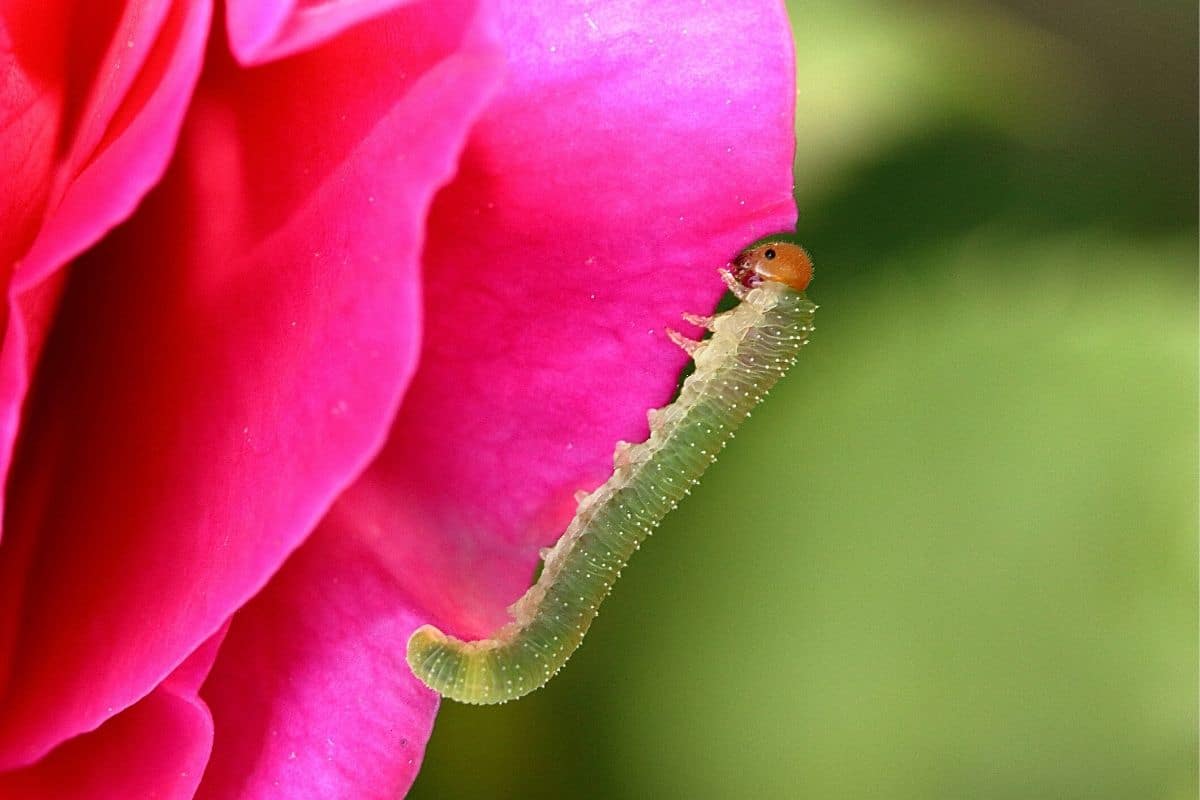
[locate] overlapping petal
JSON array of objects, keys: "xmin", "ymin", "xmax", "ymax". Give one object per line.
[
  {"xmin": 194, "ymin": 2, "xmax": 796, "ymax": 797},
  {"xmin": 225, "ymin": 0, "xmax": 417, "ymax": 65},
  {"xmin": 198, "ymin": 517, "xmax": 437, "ymax": 799},
  {"xmin": 0, "ymin": 625, "xmax": 226, "ymax": 800},
  {"xmin": 0, "ymin": 1, "xmax": 798, "ymax": 796},
  {"xmin": 0, "ymin": 687, "xmax": 211, "ymax": 800},
  {"xmin": 0, "ymin": 0, "xmax": 503, "ymax": 770},
  {"xmin": 0, "ymin": 0, "xmax": 210, "ymax": 540}
]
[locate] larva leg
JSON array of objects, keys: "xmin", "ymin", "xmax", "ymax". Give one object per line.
[
  {"xmin": 612, "ymin": 440, "xmax": 635, "ymax": 468},
  {"xmin": 666, "ymin": 328, "xmax": 702, "ymax": 356},
  {"xmin": 681, "ymin": 311, "xmax": 716, "ymax": 330},
  {"xmin": 407, "ymin": 280, "xmax": 817, "ymax": 704}
]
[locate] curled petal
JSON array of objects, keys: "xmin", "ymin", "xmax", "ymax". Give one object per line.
[
  {"xmin": 0, "ymin": 0, "xmax": 503, "ymax": 767},
  {"xmin": 0, "ymin": 0, "xmax": 211, "ymax": 541},
  {"xmin": 226, "ymin": 0, "xmax": 418, "ymax": 64}
]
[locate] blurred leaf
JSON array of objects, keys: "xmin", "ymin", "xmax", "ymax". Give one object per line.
[{"xmin": 788, "ymin": 0, "xmax": 1091, "ymax": 194}]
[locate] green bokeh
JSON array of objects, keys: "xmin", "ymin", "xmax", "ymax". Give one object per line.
[{"xmin": 412, "ymin": 2, "xmax": 1197, "ymax": 797}]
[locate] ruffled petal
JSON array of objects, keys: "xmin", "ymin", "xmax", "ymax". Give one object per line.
[
  {"xmin": 0, "ymin": 0, "xmax": 503, "ymax": 768},
  {"xmin": 192, "ymin": 4, "xmax": 796, "ymax": 797},
  {"xmin": 0, "ymin": 0, "xmax": 211, "ymax": 540}
]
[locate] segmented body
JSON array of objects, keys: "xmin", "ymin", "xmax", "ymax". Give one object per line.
[{"xmin": 407, "ymin": 248, "xmax": 816, "ymax": 704}]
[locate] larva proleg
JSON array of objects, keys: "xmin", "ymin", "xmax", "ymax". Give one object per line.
[{"xmin": 407, "ymin": 241, "xmax": 817, "ymax": 704}]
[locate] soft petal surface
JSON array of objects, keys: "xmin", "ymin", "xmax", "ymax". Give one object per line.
[
  {"xmin": 362, "ymin": 0, "xmax": 799, "ymax": 639},
  {"xmin": 0, "ymin": 0, "xmax": 210, "ymax": 537},
  {"xmin": 225, "ymin": 0, "xmax": 415, "ymax": 65},
  {"xmin": 0, "ymin": 0, "xmax": 502, "ymax": 769},
  {"xmin": 198, "ymin": 517, "xmax": 437, "ymax": 799},
  {"xmin": 0, "ymin": 626, "xmax": 226, "ymax": 800},
  {"xmin": 194, "ymin": 1, "xmax": 795, "ymax": 797}
]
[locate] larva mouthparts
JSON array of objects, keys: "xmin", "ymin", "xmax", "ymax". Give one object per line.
[{"xmin": 407, "ymin": 241, "xmax": 817, "ymax": 704}]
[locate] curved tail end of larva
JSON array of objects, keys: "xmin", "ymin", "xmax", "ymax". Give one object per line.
[{"xmin": 407, "ymin": 624, "xmax": 558, "ymax": 705}]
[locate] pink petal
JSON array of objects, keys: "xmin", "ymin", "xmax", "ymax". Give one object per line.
[
  {"xmin": 0, "ymin": 1, "xmax": 503, "ymax": 769},
  {"xmin": 225, "ymin": 0, "xmax": 417, "ymax": 65},
  {"xmin": 0, "ymin": 0, "xmax": 211, "ymax": 540},
  {"xmin": 0, "ymin": 3, "xmax": 67, "ymax": 270},
  {"xmin": 0, "ymin": 691, "xmax": 211, "ymax": 800},
  {"xmin": 0, "ymin": 626, "xmax": 226, "ymax": 800},
  {"xmin": 192, "ymin": 3, "xmax": 796, "ymax": 796},
  {"xmin": 15, "ymin": 0, "xmax": 206, "ymax": 287},
  {"xmin": 349, "ymin": 0, "xmax": 799, "ymax": 639},
  {"xmin": 197, "ymin": 517, "xmax": 437, "ymax": 800}
]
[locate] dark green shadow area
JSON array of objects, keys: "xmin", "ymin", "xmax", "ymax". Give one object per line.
[{"xmin": 802, "ymin": 122, "xmax": 1198, "ymax": 290}]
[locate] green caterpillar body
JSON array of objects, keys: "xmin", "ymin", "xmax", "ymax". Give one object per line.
[{"xmin": 407, "ymin": 242, "xmax": 816, "ymax": 704}]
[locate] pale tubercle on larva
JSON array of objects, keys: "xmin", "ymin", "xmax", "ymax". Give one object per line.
[{"xmin": 406, "ymin": 241, "xmax": 817, "ymax": 705}]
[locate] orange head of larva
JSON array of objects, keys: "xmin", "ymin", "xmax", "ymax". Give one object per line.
[{"xmin": 731, "ymin": 241, "xmax": 813, "ymax": 292}]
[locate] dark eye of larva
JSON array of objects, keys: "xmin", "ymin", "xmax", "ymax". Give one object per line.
[{"xmin": 763, "ymin": 248, "xmax": 776, "ymax": 260}]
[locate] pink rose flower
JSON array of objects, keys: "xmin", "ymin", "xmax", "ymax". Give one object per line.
[{"xmin": 0, "ymin": 1, "xmax": 796, "ymax": 797}]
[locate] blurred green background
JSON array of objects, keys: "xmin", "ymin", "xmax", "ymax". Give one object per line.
[{"xmin": 412, "ymin": 2, "xmax": 1198, "ymax": 797}]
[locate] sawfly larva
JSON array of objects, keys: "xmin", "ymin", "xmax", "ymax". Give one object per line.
[{"xmin": 407, "ymin": 241, "xmax": 816, "ymax": 704}]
